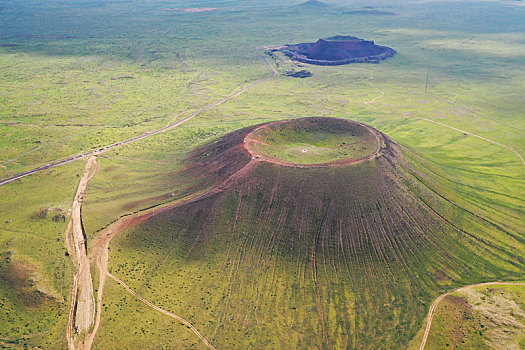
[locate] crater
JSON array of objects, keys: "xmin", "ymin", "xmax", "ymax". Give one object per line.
[
  {"xmin": 279, "ymin": 35, "xmax": 396, "ymax": 65},
  {"xmin": 244, "ymin": 117, "xmax": 380, "ymax": 167}
]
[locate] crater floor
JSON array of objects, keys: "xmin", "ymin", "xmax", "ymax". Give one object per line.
[{"xmin": 244, "ymin": 117, "xmax": 380, "ymax": 166}]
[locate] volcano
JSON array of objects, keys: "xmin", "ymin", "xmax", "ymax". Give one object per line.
[
  {"xmin": 281, "ymin": 36, "xmax": 396, "ymax": 65},
  {"xmin": 107, "ymin": 118, "xmax": 522, "ymax": 349},
  {"xmin": 296, "ymin": 0, "xmax": 329, "ymax": 8}
]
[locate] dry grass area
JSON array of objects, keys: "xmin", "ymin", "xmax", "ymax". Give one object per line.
[
  {"xmin": 460, "ymin": 286, "xmax": 525, "ymax": 349},
  {"xmin": 423, "ymin": 284, "xmax": 525, "ymax": 349}
]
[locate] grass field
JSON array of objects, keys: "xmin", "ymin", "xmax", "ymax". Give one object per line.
[{"xmin": 0, "ymin": 0, "xmax": 524, "ymax": 348}]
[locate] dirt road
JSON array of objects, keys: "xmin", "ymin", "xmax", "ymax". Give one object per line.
[
  {"xmin": 419, "ymin": 281, "xmax": 525, "ymax": 350},
  {"xmin": 413, "ymin": 117, "xmax": 525, "ymax": 167},
  {"xmin": 0, "ymin": 47, "xmax": 276, "ymax": 187},
  {"xmin": 65, "ymin": 155, "xmax": 99, "ymax": 350}
]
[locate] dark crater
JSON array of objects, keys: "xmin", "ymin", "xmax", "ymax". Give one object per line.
[
  {"xmin": 343, "ymin": 9, "xmax": 397, "ymax": 16},
  {"xmin": 279, "ymin": 35, "xmax": 396, "ymax": 66},
  {"xmin": 284, "ymin": 69, "xmax": 312, "ymax": 78},
  {"xmin": 296, "ymin": 0, "xmax": 330, "ymax": 8}
]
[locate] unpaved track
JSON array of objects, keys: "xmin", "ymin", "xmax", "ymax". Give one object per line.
[
  {"xmin": 419, "ymin": 281, "xmax": 525, "ymax": 350},
  {"xmin": 424, "ymin": 93, "xmax": 525, "ymax": 132},
  {"xmin": 413, "ymin": 117, "xmax": 525, "ymax": 167},
  {"xmin": 362, "ymin": 68, "xmax": 384, "ymax": 106},
  {"xmin": 0, "ymin": 47, "xmax": 276, "ymax": 187},
  {"xmin": 65, "ymin": 155, "xmax": 99, "ymax": 350},
  {"xmin": 107, "ymin": 272, "xmax": 216, "ymax": 350}
]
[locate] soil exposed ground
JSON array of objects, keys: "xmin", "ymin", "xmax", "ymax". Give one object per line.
[
  {"xmin": 65, "ymin": 155, "xmax": 98, "ymax": 349},
  {"xmin": 96, "ymin": 118, "xmax": 523, "ymax": 349},
  {"xmin": 280, "ymin": 35, "xmax": 396, "ymax": 65}
]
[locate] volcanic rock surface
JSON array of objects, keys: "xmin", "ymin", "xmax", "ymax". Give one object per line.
[{"xmin": 280, "ymin": 35, "xmax": 396, "ymax": 65}]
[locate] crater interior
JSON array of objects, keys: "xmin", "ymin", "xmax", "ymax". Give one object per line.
[{"xmin": 244, "ymin": 117, "xmax": 379, "ymax": 166}]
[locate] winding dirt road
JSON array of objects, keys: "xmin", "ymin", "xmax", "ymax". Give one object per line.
[
  {"xmin": 419, "ymin": 281, "xmax": 525, "ymax": 350},
  {"xmin": 83, "ymin": 159, "xmax": 257, "ymax": 349}
]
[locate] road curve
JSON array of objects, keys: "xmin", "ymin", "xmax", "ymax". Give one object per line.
[
  {"xmin": 107, "ymin": 272, "xmax": 216, "ymax": 350},
  {"xmin": 0, "ymin": 47, "xmax": 277, "ymax": 187},
  {"xmin": 419, "ymin": 281, "xmax": 525, "ymax": 350},
  {"xmin": 74, "ymin": 45, "xmax": 277, "ymax": 349}
]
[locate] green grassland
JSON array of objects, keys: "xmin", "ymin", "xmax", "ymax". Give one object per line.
[
  {"xmin": 0, "ymin": 0, "xmax": 524, "ymax": 348},
  {"xmin": 0, "ymin": 161, "xmax": 82, "ymax": 348}
]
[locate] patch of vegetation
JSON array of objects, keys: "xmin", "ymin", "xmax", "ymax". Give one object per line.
[
  {"xmin": 424, "ymin": 295, "xmax": 489, "ymax": 349},
  {"xmin": 0, "ymin": 252, "xmax": 69, "ymax": 348},
  {"xmin": 0, "ymin": 253, "xmax": 47, "ymax": 307}
]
